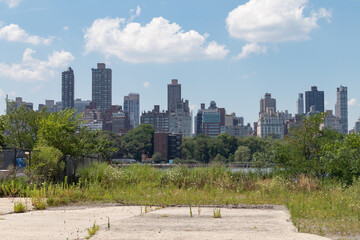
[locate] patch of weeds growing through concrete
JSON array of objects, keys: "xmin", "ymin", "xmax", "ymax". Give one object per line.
[
  {"xmin": 85, "ymin": 221, "xmax": 99, "ymax": 239},
  {"xmin": 32, "ymin": 196, "xmax": 47, "ymax": 210},
  {"xmin": 213, "ymin": 208, "xmax": 221, "ymax": 218},
  {"xmin": 13, "ymin": 200, "xmax": 26, "ymax": 213}
]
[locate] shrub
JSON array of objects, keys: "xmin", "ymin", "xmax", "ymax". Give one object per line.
[{"xmin": 28, "ymin": 145, "xmax": 64, "ymax": 182}]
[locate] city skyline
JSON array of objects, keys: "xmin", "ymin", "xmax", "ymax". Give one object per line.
[{"xmin": 0, "ymin": 0, "xmax": 360, "ymax": 128}]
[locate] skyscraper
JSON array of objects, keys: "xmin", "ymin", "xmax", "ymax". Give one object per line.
[
  {"xmin": 296, "ymin": 93, "xmax": 304, "ymax": 115},
  {"xmin": 305, "ymin": 86, "xmax": 324, "ymax": 114},
  {"xmin": 62, "ymin": 67, "xmax": 74, "ymax": 110},
  {"xmin": 335, "ymin": 85, "xmax": 348, "ymax": 134},
  {"xmin": 92, "ymin": 63, "xmax": 112, "ymax": 112},
  {"xmin": 167, "ymin": 79, "xmax": 181, "ymax": 113},
  {"xmin": 260, "ymin": 93, "xmax": 276, "ymax": 113},
  {"xmin": 124, "ymin": 93, "xmax": 140, "ymax": 129}
]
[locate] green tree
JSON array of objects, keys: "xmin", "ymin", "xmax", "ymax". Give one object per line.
[
  {"xmin": 37, "ymin": 109, "xmax": 84, "ymax": 157},
  {"xmin": 234, "ymin": 146, "xmax": 251, "ymax": 162},
  {"xmin": 216, "ymin": 133, "xmax": 239, "ymax": 158},
  {"xmin": 1, "ymin": 102, "xmax": 43, "ymax": 149},
  {"xmin": 274, "ymin": 113, "xmax": 342, "ymax": 177},
  {"xmin": 121, "ymin": 124, "xmax": 154, "ymax": 161},
  {"xmin": 320, "ymin": 133, "xmax": 360, "ymax": 184},
  {"xmin": 238, "ymin": 136, "xmax": 271, "ymax": 160}
]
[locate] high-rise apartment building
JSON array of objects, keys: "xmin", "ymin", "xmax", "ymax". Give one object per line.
[
  {"xmin": 260, "ymin": 93, "xmax": 276, "ymax": 113},
  {"xmin": 296, "ymin": 93, "xmax": 304, "ymax": 115},
  {"xmin": 141, "ymin": 105, "xmax": 169, "ymax": 133},
  {"xmin": 335, "ymin": 85, "xmax": 348, "ymax": 134},
  {"xmin": 124, "ymin": 93, "xmax": 140, "ymax": 129},
  {"xmin": 167, "ymin": 79, "xmax": 181, "ymax": 113},
  {"xmin": 92, "ymin": 63, "xmax": 112, "ymax": 112},
  {"xmin": 62, "ymin": 67, "xmax": 74, "ymax": 110},
  {"xmin": 305, "ymin": 86, "xmax": 324, "ymax": 114},
  {"xmin": 320, "ymin": 110, "xmax": 342, "ymax": 133}
]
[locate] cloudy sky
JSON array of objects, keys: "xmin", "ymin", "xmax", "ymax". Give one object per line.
[{"xmin": 0, "ymin": 0, "xmax": 360, "ymax": 129}]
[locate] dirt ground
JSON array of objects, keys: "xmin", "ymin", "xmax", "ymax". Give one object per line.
[{"xmin": 0, "ymin": 198, "xmax": 331, "ymax": 240}]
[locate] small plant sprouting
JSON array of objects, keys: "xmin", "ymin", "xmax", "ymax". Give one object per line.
[
  {"xmin": 213, "ymin": 208, "xmax": 221, "ymax": 218},
  {"xmin": 189, "ymin": 204, "xmax": 193, "ymax": 217},
  {"xmin": 140, "ymin": 206, "xmax": 143, "ymax": 216},
  {"xmin": 14, "ymin": 200, "xmax": 26, "ymax": 213},
  {"xmin": 107, "ymin": 216, "xmax": 110, "ymax": 230},
  {"xmin": 145, "ymin": 206, "xmax": 149, "ymax": 213},
  {"xmin": 198, "ymin": 205, "xmax": 201, "ymax": 217},
  {"xmin": 85, "ymin": 221, "xmax": 99, "ymax": 239}
]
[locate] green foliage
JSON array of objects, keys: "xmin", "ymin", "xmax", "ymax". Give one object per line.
[
  {"xmin": 14, "ymin": 200, "xmax": 26, "ymax": 213},
  {"xmin": 320, "ymin": 133, "xmax": 360, "ymax": 184},
  {"xmin": 86, "ymin": 221, "xmax": 99, "ymax": 239},
  {"xmin": 234, "ymin": 146, "xmax": 251, "ymax": 162},
  {"xmin": 32, "ymin": 196, "xmax": 47, "ymax": 210},
  {"xmin": 28, "ymin": 145, "xmax": 64, "ymax": 182},
  {"xmin": 121, "ymin": 124, "xmax": 154, "ymax": 161},
  {"xmin": 274, "ymin": 113, "xmax": 343, "ymax": 177},
  {"xmin": 1, "ymin": 102, "xmax": 43, "ymax": 149},
  {"xmin": 37, "ymin": 109, "xmax": 84, "ymax": 157},
  {"xmin": 152, "ymin": 152, "xmax": 166, "ymax": 162},
  {"xmin": 213, "ymin": 153, "xmax": 227, "ymax": 162}
]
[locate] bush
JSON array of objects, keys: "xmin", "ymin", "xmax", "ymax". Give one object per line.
[
  {"xmin": 28, "ymin": 145, "xmax": 64, "ymax": 182},
  {"xmin": 152, "ymin": 152, "xmax": 166, "ymax": 163}
]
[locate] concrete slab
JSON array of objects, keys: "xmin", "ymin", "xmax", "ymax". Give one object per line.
[
  {"xmin": 0, "ymin": 197, "xmax": 33, "ymax": 215},
  {"xmin": 0, "ymin": 198, "xmax": 331, "ymax": 240}
]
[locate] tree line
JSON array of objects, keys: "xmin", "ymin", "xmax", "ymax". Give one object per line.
[{"xmin": 2, "ymin": 104, "xmax": 360, "ymax": 184}]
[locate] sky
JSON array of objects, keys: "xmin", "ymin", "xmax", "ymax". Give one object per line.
[{"xmin": 0, "ymin": 0, "xmax": 360, "ymax": 129}]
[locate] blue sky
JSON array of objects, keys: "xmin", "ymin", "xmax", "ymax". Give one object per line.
[{"xmin": 0, "ymin": 0, "xmax": 360, "ymax": 129}]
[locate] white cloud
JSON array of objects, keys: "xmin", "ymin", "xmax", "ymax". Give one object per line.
[
  {"xmin": 227, "ymin": 0, "xmax": 331, "ymax": 59},
  {"xmin": 63, "ymin": 26, "xmax": 69, "ymax": 31},
  {"xmin": 84, "ymin": 17, "xmax": 228, "ymax": 63},
  {"xmin": 0, "ymin": 0, "xmax": 22, "ymax": 8},
  {"xmin": 0, "ymin": 24, "xmax": 52, "ymax": 45},
  {"xmin": 143, "ymin": 81, "xmax": 150, "ymax": 88},
  {"xmin": 226, "ymin": 0, "xmax": 331, "ymax": 43},
  {"xmin": 129, "ymin": 5, "xmax": 141, "ymax": 21},
  {"xmin": 0, "ymin": 48, "xmax": 74, "ymax": 82},
  {"xmin": 235, "ymin": 43, "xmax": 267, "ymax": 59},
  {"xmin": 348, "ymin": 98, "xmax": 357, "ymax": 106}
]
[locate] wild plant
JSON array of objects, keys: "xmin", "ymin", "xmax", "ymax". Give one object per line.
[
  {"xmin": 85, "ymin": 221, "xmax": 99, "ymax": 239},
  {"xmin": 213, "ymin": 208, "xmax": 221, "ymax": 218},
  {"xmin": 14, "ymin": 200, "xmax": 26, "ymax": 213}
]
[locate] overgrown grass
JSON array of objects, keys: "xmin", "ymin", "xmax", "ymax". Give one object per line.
[{"xmin": 1, "ymin": 163, "xmax": 360, "ymax": 239}]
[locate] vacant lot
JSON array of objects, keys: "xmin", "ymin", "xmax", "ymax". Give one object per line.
[{"xmin": 0, "ymin": 198, "xmax": 330, "ymax": 240}]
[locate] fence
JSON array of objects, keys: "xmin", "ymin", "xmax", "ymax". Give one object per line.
[{"xmin": 0, "ymin": 148, "xmax": 31, "ymax": 170}]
